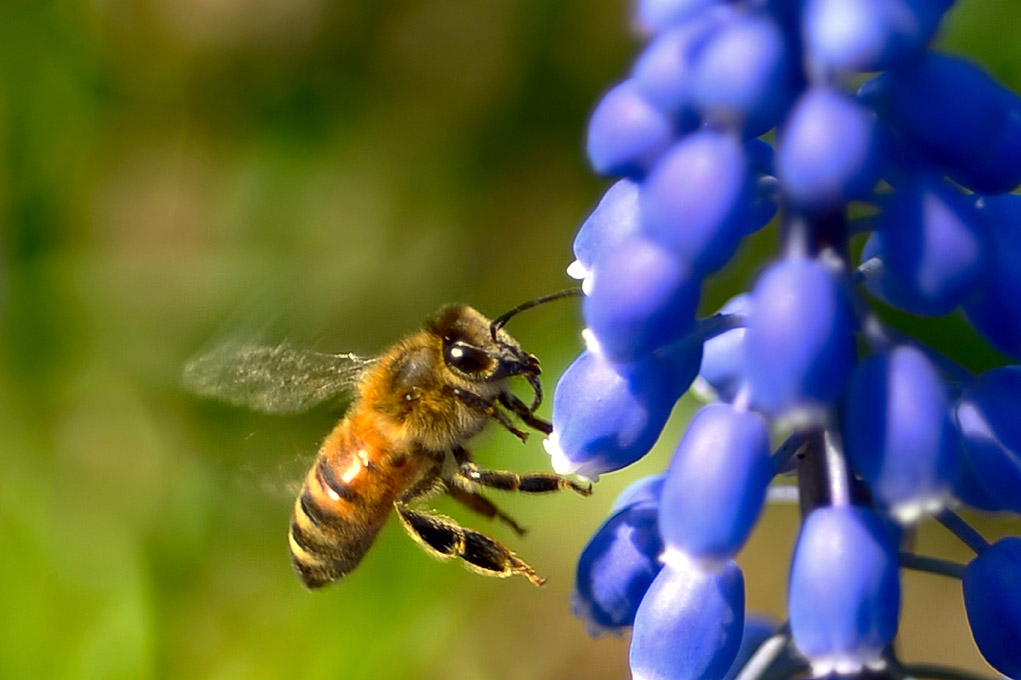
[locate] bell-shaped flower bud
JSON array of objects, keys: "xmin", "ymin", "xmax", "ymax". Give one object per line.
[
  {"xmin": 878, "ymin": 178, "xmax": 988, "ymax": 316},
  {"xmin": 845, "ymin": 346, "xmax": 961, "ymax": 522},
  {"xmin": 587, "ymin": 80, "xmax": 674, "ymax": 179},
  {"xmin": 660, "ymin": 404, "xmax": 773, "ymax": 563},
  {"xmin": 964, "ymin": 194, "xmax": 1021, "ymax": 358},
  {"xmin": 583, "ymin": 235, "xmax": 701, "ymax": 363},
  {"xmin": 745, "ymin": 257, "xmax": 857, "ymax": 419},
  {"xmin": 630, "ymin": 559, "xmax": 745, "ymax": 680},
  {"xmin": 573, "ymin": 494, "xmax": 664, "ymax": 636},
  {"xmin": 569, "ymin": 179, "xmax": 641, "ymax": 294},
  {"xmin": 546, "ymin": 346, "xmax": 700, "ymax": 480},
  {"xmin": 789, "ymin": 506, "xmax": 901, "ymax": 675},
  {"xmin": 954, "ymin": 366, "xmax": 1021, "ymax": 513},
  {"xmin": 690, "ymin": 12, "xmax": 795, "ymax": 136},
  {"xmin": 802, "ymin": 0, "xmax": 952, "ymax": 73},
  {"xmin": 776, "ymin": 87, "xmax": 881, "ymax": 212},
  {"xmin": 963, "ymin": 537, "xmax": 1021, "ymax": 678},
  {"xmin": 641, "ymin": 130, "xmax": 752, "ymax": 275}
]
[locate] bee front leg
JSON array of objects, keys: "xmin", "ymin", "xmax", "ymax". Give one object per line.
[
  {"xmin": 449, "ymin": 387, "xmax": 530, "ymax": 443},
  {"xmin": 457, "ymin": 461, "xmax": 593, "ymax": 497},
  {"xmin": 395, "ymin": 503, "xmax": 544, "ymax": 586},
  {"xmin": 498, "ymin": 392, "xmax": 552, "ymax": 435}
]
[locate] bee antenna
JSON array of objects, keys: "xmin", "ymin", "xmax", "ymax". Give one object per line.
[{"xmin": 490, "ymin": 287, "xmax": 582, "ymax": 340}]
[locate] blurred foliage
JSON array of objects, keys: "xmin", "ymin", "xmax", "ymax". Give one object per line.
[{"xmin": 0, "ymin": 1, "xmax": 1019, "ymax": 678}]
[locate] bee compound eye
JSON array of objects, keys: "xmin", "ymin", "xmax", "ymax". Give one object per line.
[{"xmin": 445, "ymin": 341, "xmax": 493, "ymax": 375}]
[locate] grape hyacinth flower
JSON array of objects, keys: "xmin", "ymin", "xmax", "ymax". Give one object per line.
[{"xmin": 550, "ymin": 1, "xmax": 1021, "ymax": 678}]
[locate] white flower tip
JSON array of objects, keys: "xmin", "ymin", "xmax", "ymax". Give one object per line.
[
  {"xmin": 690, "ymin": 376, "xmax": 720, "ymax": 403},
  {"xmin": 659, "ymin": 547, "xmax": 728, "ymax": 575},
  {"xmin": 566, "ymin": 259, "xmax": 589, "ymax": 281},
  {"xmin": 581, "ymin": 328, "xmax": 604, "ymax": 357},
  {"xmin": 891, "ymin": 492, "xmax": 950, "ymax": 525},
  {"xmin": 809, "ymin": 651, "xmax": 886, "ymax": 678}
]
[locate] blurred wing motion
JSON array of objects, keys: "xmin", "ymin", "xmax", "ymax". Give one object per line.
[{"xmin": 183, "ymin": 343, "xmax": 375, "ymax": 415}]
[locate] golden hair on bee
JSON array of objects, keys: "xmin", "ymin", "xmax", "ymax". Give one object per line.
[{"xmin": 184, "ymin": 289, "xmax": 587, "ymax": 589}]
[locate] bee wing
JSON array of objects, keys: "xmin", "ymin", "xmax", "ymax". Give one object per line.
[{"xmin": 183, "ymin": 342, "xmax": 375, "ymax": 415}]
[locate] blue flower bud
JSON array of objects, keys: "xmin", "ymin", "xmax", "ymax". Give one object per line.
[
  {"xmin": 964, "ymin": 194, "xmax": 1021, "ymax": 358},
  {"xmin": 569, "ymin": 179, "xmax": 641, "ymax": 293},
  {"xmin": 547, "ymin": 347, "xmax": 699, "ymax": 480},
  {"xmin": 690, "ymin": 12, "xmax": 795, "ymax": 135},
  {"xmin": 776, "ymin": 87, "xmax": 881, "ymax": 212},
  {"xmin": 954, "ymin": 367, "xmax": 1021, "ymax": 513},
  {"xmin": 635, "ymin": 0, "xmax": 724, "ymax": 35},
  {"xmin": 587, "ymin": 80, "xmax": 674, "ymax": 179},
  {"xmin": 869, "ymin": 54, "xmax": 1021, "ymax": 193},
  {"xmin": 629, "ymin": 560, "xmax": 745, "ymax": 680},
  {"xmin": 963, "ymin": 537, "xmax": 1021, "ymax": 678},
  {"xmin": 694, "ymin": 294, "xmax": 751, "ymax": 403},
  {"xmin": 789, "ymin": 506, "xmax": 901, "ymax": 675},
  {"xmin": 802, "ymin": 0, "xmax": 951, "ymax": 73},
  {"xmin": 745, "ymin": 257, "xmax": 857, "ymax": 419},
  {"xmin": 660, "ymin": 403, "xmax": 773, "ymax": 562},
  {"xmin": 878, "ymin": 178, "xmax": 988, "ymax": 316},
  {"xmin": 632, "ymin": 13, "xmax": 724, "ymax": 121},
  {"xmin": 572, "ymin": 502, "xmax": 663, "ymax": 636},
  {"xmin": 641, "ymin": 130, "xmax": 752, "ymax": 274},
  {"xmin": 610, "ymin": 473, "xmax": 666, "ymax": 514},
  {"xmin": 845, "ymin": 346, "xmax": 961, "ymax": 522},
  {"xmin": 583, "ymin": 235, "xmax": 701, "ymax": 363}
]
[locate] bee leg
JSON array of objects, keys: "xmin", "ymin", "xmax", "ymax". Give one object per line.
[
  {"xmin": 457, "ymin": 462, "xmax": 593, "ymax": 497},
  {"xmin": 445, "ymin": 476, "xmax": 528, "ymax": 536},
  {"xmin": 395, "ymin": 503, "xmax": 545, "ymax": 586},
  {"xmin": 450, "ymin": 387, "xmax": 530, "ymax": 443},
  {"xmin": 498, "ymin": 392, "xmax": 552, "ymax": 435}
]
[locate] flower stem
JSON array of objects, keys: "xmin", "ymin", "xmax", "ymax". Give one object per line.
[
  {"xmin": 899, "ymin": 552, "xmax": 966, "ymax": 580},
  {"xmin": 732, "ymin": 623, "xmax": 792, "ymax": 680},
  {"xmin": 935, "ymin": 509, "xmax": 990, "ymax": 554}
]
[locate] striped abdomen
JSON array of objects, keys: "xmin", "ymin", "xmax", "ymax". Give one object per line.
[{"xmin": 288, "ymin": 416, "xmax": 423, "ymax": 589}]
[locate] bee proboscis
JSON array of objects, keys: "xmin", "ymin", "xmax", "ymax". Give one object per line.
[{"xmin": 184, "ymin": 290, "xmax": 589, "ymax": 589}]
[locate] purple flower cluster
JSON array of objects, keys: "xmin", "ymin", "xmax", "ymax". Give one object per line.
[{"xmin": 546, "ymin": 1, "xmax": 1021, "ymax": 678}]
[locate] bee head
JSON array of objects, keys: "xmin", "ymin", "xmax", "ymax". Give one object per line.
[{"xmin": 427, "ymin": 304, "xmax": 541, "ymax": 389}]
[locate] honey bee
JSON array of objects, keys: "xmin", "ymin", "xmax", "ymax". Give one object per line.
[{"xmin": 184, "ymin": 291, "xmax": 590, "ymax": 589}]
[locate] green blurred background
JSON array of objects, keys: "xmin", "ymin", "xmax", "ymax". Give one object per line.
[{"xmin": 1, "ymin": 1, "xmax": 1019, "ymax": 678}]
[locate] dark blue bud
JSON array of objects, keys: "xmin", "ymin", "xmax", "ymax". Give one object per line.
[
  {"xmin": 789, "ymin": 506, "xmax": 901, "ymax": 675},
  {"xmin": 964, "ymin": 194, "xmax": 1021, "ymax": 358},
  {"xmin": 573, "ymin": 503, "xmax": 663, "ymax": 636},
  {"xmin": 954, "ymin": 366, "xmax": 1021, "ymax": 513},
  {"xmin": 630, "ymin": 560, "xmax": 745, "ymax": 680},
  {"xmin": 876, "ymin": 178, "xmax": 988, "ymax": 315},
  {"xmin": 587, "ymin": 80, "xmax": 674, "ymax": 179},
  {"xmin": 871, "ymin": 54, "xmax": 1021, "ymax": 193},
  {"xmin": 963, "ymin": 537, "xmax": 1021, "ymax": 678},
  {"xmin": 660, "ymin": 404, "xmax": 773, "ymax": 562}
]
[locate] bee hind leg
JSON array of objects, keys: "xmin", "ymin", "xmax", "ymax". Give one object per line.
[
  {"xmin": 445, "ymin": 476, "xmax": 528, "ymax": 536},
  {"xmin": 395, "ymin": 503, "xmax": 545, "ymax": 586}
]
